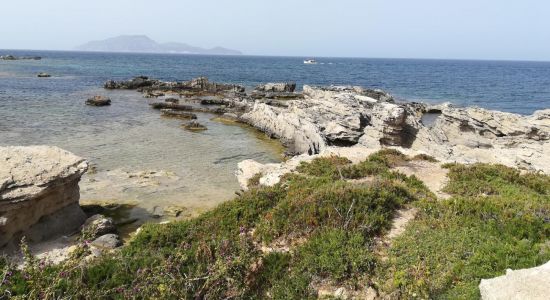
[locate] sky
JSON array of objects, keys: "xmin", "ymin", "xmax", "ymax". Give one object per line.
[{"xmin": 1, "ymin": 0, "xmax": 549, "ymax": 61}]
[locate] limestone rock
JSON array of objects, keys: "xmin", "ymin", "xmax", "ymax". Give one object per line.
[
  {"xmin": 182, "ymin": 121, "xmax": 207, "ymax": 131},
  {"xmin": 0, "ymin": 146, "xmax": 88, "ymax": 249},
  {"xmin": 255, "ymin": 82, "xmax": 296, "ymax": 93},
  {"xmin": 90, "ymin": 234, "xmax": 122, "ymax": 250},
  {"xmin": 83, "ymin": 214, "xmax": 116, "ymax": 238},
  {"xmin": 86, "ymin": 95, "xmax": 111, "ymax": 106},
  {"xmin": 479, "ymin": 261, "xmax": 550, "ymax": 300}
]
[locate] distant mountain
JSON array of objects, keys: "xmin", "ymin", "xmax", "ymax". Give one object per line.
[{"xmin": 75, "ymin": 35, "xmax": 242, "ymax": 55}]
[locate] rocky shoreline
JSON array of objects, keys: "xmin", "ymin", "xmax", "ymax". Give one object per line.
[
  {"xmin": 1, "ymin": 76, "xmax": 548, "ymax": 298},
  {"xmin": 102, "ymin": 76, "xmax": 549, "ymax": 175}
]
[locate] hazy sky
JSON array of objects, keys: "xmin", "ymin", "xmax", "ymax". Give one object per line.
[{"xmin": 1, "ymin": 0, "xmax": 549, "ymax": 60}]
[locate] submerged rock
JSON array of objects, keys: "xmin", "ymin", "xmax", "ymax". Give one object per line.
[
  {"xmin": 86, "ymin": 95, "xmax": 111, "ymax": 106},
  {"xmin": 0, "ymin": 146, "xmax": 88, "ymax": 250},
  {"xmin": 479, "ymin": 261, "xmax": 550, "ymax": 300},
  {"xmin": 182, "ymin": 121, "xmax": 207, "ymax": 131},
  {"xmin": 161, "ymin": 109, "xmax": 197, "ymax": 119}
]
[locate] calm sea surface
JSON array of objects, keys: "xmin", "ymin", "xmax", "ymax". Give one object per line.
[{"xmin": 1, "ymin": 50, "xmax": 549, "ymax": 223}]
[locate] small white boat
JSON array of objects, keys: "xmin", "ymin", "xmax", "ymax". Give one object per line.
[{"xmin": 304, "ymin": 59, "xmax": 317, "ymax": 64}]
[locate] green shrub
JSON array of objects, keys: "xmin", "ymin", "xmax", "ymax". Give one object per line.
[{"xmin": 377, "ymin": 163, "xmax": 550, "ymax": 299}]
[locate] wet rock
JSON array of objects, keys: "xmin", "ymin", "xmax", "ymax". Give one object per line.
[
  {"xmin": 160, "ymin": 109, "xmax": 197, "ymax": 119},
  {"xmin": 150, "ymin": 102, "xmax": 193, "ymax": 110},
  {"xmin": 0, "ymin": 55, "xmax": 16, "ymax": 60},
  {"xmin": 37, "ymin": 72, "xmax": 51, "ymax": 78},
  {"xmin": 104, "ymin": 76, "xmax": 158, "ymax": 89},
  {"xmin": 182, "ymin": 120, "xmax": 207, "ymax": 131},
  {"xmin": 144, "ymin": 91, "xmax": 165, "ymax": 98},
  {"xmin": 86, "ymin": 95, "xmax": 111, "ymax": 106},
  {"xmin": 90, "ymin": 234, "xmax": 122, "ymax": 249},
  {"xmin": 82, "ymin": 214, "xmax": 116, "ymax": 238},
  {"xmin": 479, "ymin": 261, "xmax": 550, "ymax": 300},
  {"xmin": 0, "ymin": 146, "xmax": 88, "ymax": 249},
  {"xmin": 200, "ymin": 98, "xmax": 227, "ymax": 105},
  {"xmin": 164, "ymin": 98, "xmax": 180, "ymax": 103},
  {"xmin": 255, "ymin": 82, "xmax": 296, "ymax": 93}
]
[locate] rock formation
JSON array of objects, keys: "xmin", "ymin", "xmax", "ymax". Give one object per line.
[
  {"xmin": 0, "ymin": 146, "xmax": 88, "ymax": 250},
  {"xmin": 479, "ymin": 261, "xmax": 550, "ymax": 300},
  {"xmin": 37, "ymin": 73, "xmax": 51, "ymax": 78},
  {"xmin": 86, "ymin": 95, "xmax": 111, "ymax": 106}
]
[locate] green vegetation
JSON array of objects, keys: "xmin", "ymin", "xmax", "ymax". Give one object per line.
[
  {"xmin": 376, "ymin": 163, "xmax": 550, "ymax": 299},
  {"xmin": 1, "ymin": 151, "xmax": 548, "ymax": 299}
]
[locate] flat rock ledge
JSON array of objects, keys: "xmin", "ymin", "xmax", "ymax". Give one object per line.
[
  {"xmin": 479, "ymin": 261, "xmax": 550, "ymax": 300},
  {"xmin": 0, "ymin": 146, "xmax": 88, "ymax": 251}
]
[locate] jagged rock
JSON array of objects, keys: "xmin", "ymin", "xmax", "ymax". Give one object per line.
[
  {"xmin": 182, "ymin": 121, "xmax": 207, "ymax": 131},
  {"xmin": 241, "ymin": 85, "xmax": 391, "ymax": 154},
  {"xmin": 255, "ymin": 82, "xmax": 296, "ymax": 93},
  {"xmin": 37, "ymin": 72, "xmax": 51, "ymax": 78},
  {"xmin": 86, "ymin": 95, "xmax": 111, "ymax": 106},
  {"xmin": 160, "ymin": 109, "xmax": 197, "ymax": 119},
  {"xmin": 0, "ymin": 146, "xmax": 88, "ymax": 249},
  {"xmin": 479, "ymin": 261, "xmax": 550, "ymax": 300},
  {"xmin": 82, "ymin": 214, "xmax": 116, "ymax": 238},
  {"xmin": 104, "ymin": 76, "xmax": 158, "ymax": 89},
  {"xmin": 90, "ymin": 233, "xmax": 122, "ymax": 249}
]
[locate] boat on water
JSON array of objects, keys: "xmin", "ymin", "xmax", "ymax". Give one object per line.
[{"xmin": 304, "ymin": 59, "xmax": 317, "ymax": 64}]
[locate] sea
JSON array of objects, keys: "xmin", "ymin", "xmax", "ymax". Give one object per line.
[{"xmin": 1, "ymin": 50, "xmax": 549, "ymax": 226}]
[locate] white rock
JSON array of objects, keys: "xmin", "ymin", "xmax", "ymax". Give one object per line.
[
  {"xmin": 0, "ymin": 146, "xmax": 88, "ymax": 249},
  {"xmin": 479, "ymin": 261, "xmax": 550, "ymax": 300}
]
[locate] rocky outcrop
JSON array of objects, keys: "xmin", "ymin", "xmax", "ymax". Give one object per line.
[
  {"xmin": 239, "ymin": 84, "xmax": 550, "ymax": 173},
  {"xmin": 0, "ymin": 146, "xmax": 88, "ymax": 250},
  {"xmin": 182, "ymin": 121, "xmax": 207, "ymax": 131},
  {"xmin": 240, "ymin": 85, "xmax": 402, "ymax": 155},
  {"xmin": 104, "ymin": 76, "xmax": 245, "ymax": 95},
  {"xmin": 104, "ymin": 76, "xmax": 158, "ymax": 89},
  {"xmin": 37, "ymin": 73, "xmax": 51, "ymax": 78},
  {"xmin": 479, "ymin": 261, "xmax": 550, "ymax": 300},
  {"xmin": 160, "ymin": 109, "xmax": 197, "ymax": 119},
  {"xmin": 0, "ymin": 55, "xmax": 41, "ymax": 60},
  {"xmin": 86, "ymin": 95, "xmax": 111, "ymax": 106},
  {"xmin": 255, "ymin": 82, "xmax": 296, "ymax": 93}
]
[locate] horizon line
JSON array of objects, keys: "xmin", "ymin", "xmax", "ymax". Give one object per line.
[{"xmin": 1, "ymin": 48, "xmax": 549, "ymax": 63}]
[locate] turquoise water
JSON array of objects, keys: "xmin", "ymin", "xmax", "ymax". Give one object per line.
[{"xmin": 1, "ymin": 50, "xmax": 549, "ymax": 222}]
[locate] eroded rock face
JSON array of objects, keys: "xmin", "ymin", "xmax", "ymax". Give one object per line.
[
  {"xmin": 479, "ymin": 261, "xmax": 550, "ymax": 300},
  {"xmin": 240, "ymin": 85, "xmax": 406, "ymax": 155},
  {"xmin": 239, "ymin": 84, "xmax": 549, "ymax": 173},
  {"xmin": 0, "ymin": 146, "xmax": 88, "ymax": 250}
]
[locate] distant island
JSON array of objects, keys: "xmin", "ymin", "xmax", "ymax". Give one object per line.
[{"xmin": 75, "ymin": 35, "xmax": 242, "ymax": 55}]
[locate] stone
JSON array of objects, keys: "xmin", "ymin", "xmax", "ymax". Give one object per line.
[
  {"xmin": 90, "ymin": 234, "xmax": 122, "ymax": 249},
  {"xmin": 160, "ymin": 109, "xmax": 197, "ymax": 119},
  {"xmin": 479, "ymin": 261, "xmax": 550, "ymax": 300},
  {"xmin": 104, "ymin": 76, "xmax": 157, "ymax": 89},
  {"xmin": 82, "ymin": 214, "xmax": 116, "ymax": 238},
  {"xmin": 255, "ymin": 82, "xmax": 296, "ymax": 93},
  {"xmin": 37, "ymin": 72, "xmax": 51, "ymax": 78},
  {"xmin": 182, "ymin": 121, "xmax": 207, "ymax": 131},
  {"xmin": 0, "ymin": 146, "xmax": 88, "ymax": 249},
  {"xmin": 86, "ymin": 95, "xmax": 111, "ymax": 106}
]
